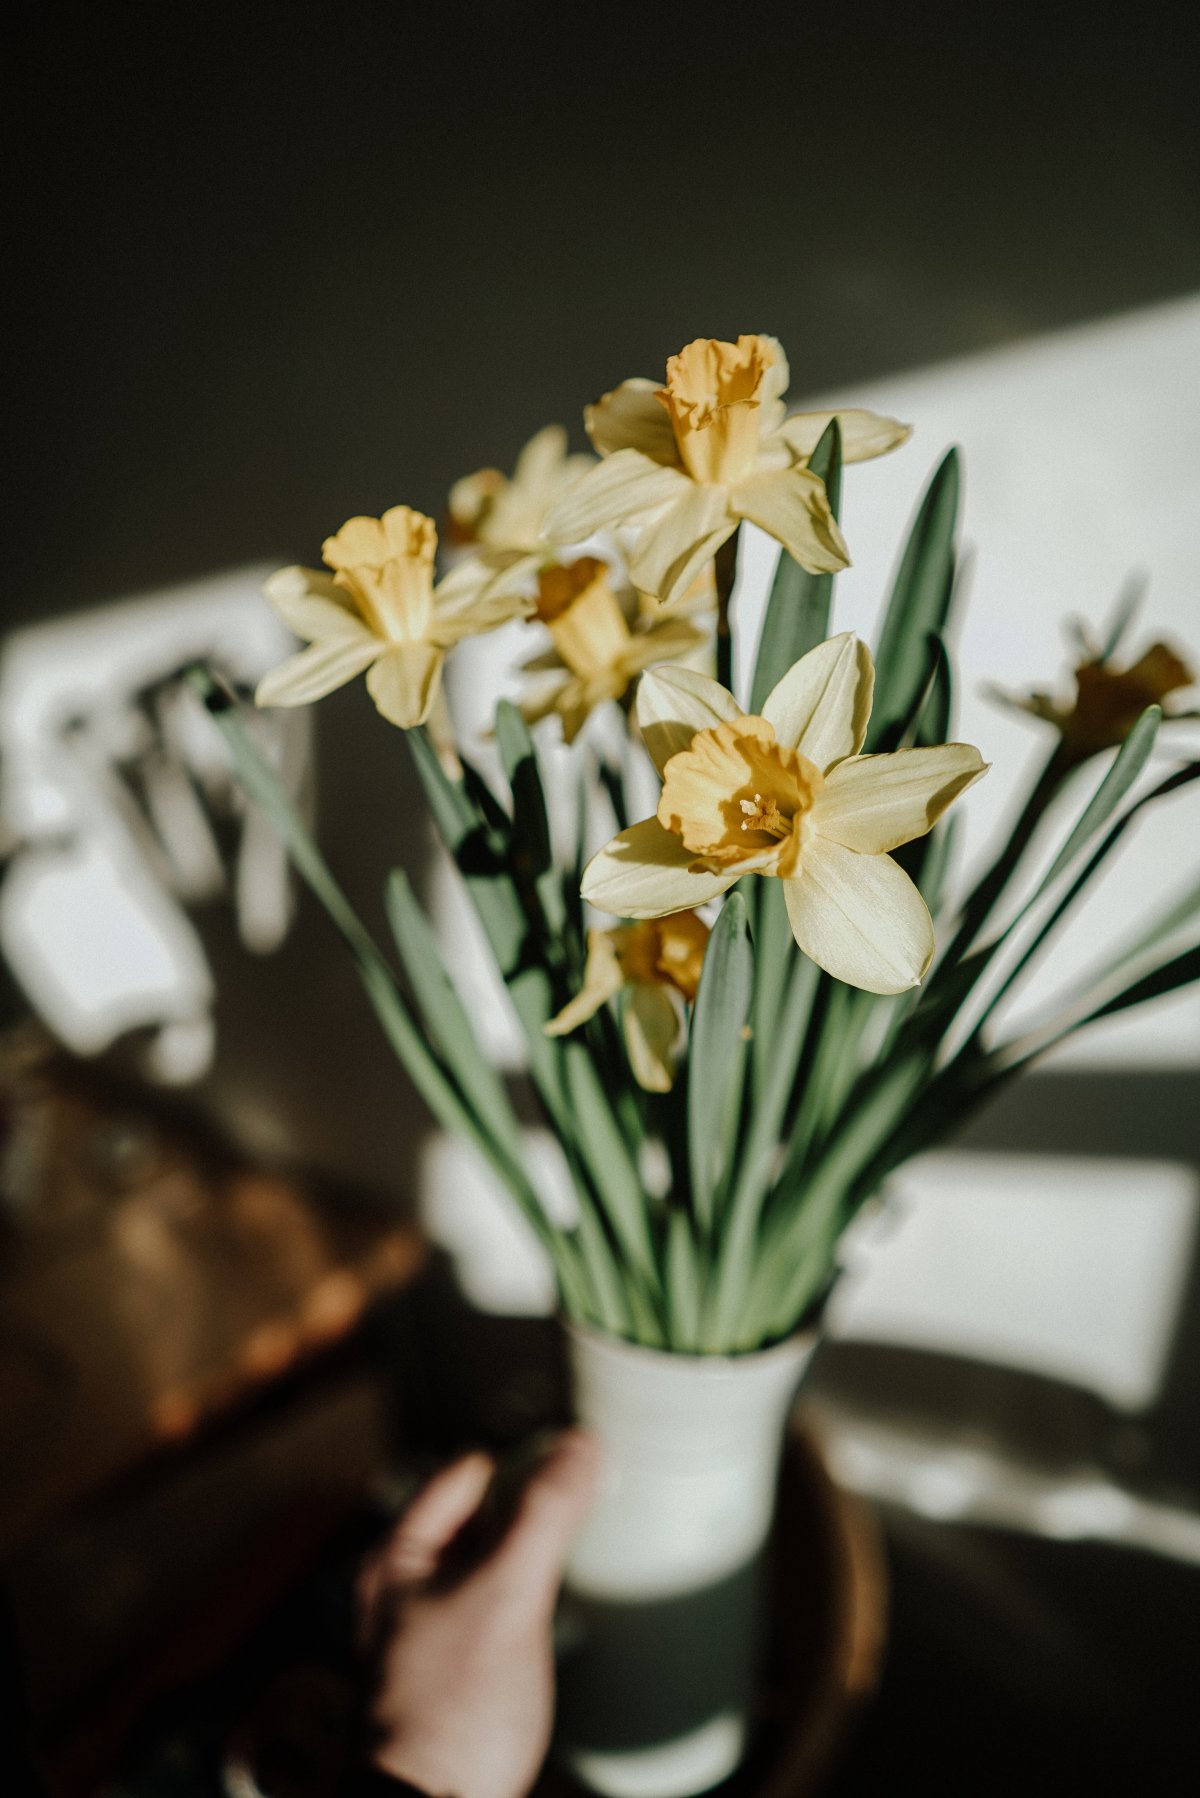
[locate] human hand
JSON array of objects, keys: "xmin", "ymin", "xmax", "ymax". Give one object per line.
[{"xmin": 356, "ymin": 1431, "xmax": 601, "ymax": 1798}]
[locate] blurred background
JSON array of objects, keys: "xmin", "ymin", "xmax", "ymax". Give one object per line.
[{"xmin": 3, "ymin": 3, "xmax": 1199, "ymax": 1793}]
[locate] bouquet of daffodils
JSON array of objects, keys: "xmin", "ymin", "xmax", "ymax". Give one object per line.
[{"xmin": 195, "ymin": 334, "xmax": 1199, "ymax": 1354}]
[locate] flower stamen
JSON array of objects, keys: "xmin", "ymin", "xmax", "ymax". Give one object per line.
[{"xmin": 739, "ymin": 793, "xmax": 789, "ymax": 837}]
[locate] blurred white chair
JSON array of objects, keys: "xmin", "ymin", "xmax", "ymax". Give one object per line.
[{"xmin": 0, "ymin": 568, "xmax": 304, "ymax": 1083}]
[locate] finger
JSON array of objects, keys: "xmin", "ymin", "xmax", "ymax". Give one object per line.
[
  {"xmin": 382, "ymin": 1450, "xmax": 496, "ymax": 1583},
  {"xmin": 490, "ymin": 1430, "xmax": 602, "ymax": 1604}
]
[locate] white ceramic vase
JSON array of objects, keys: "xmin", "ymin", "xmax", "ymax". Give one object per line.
[{"xmin": 556, "ymin": 1322, "xmax": 818, "ymax": 1798}]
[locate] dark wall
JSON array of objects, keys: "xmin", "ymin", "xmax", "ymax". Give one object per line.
[{"xmin": 10, "ymin": 2, "xmax": 1199, "ymax": 624}]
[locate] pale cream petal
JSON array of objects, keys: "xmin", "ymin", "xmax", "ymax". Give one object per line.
[
  {"xmin": 635, "ymin": 664, "xmax": 743, "ymax": 777},
  {"xmin": 255, "ymin": 634, "xmax": 380, "ymax": 708},
  {"xmin": 366, "ymin": 641, "xmax": 444, "ymax": 729},
  {"xmin": 432, "ymin": 577, "xmax": 532, "ymax": 645},
  {"xmin": 623, "ymin": 984, "xmax": 682, "ymax": 1092},
  {"xmin": 784, "ymin": 840, "xmax": 935, "ymax": 993},
  {"xmin": 434, "ymin": 547, "xmax": 538, "ymax": 609},
  {"xmin": 518, "ymin": 679, "xmax": 566, "ymax": 725},
  {"xmin": 545, "ymin": 931, "xmax": 624, "ymax": 1036},
  {"xmin": 757, "ymin": 335, "xmax": 790, "ymax": 404},
  {"xmin": 582, "ymin": 816, "xmax": 735, "ymax": 917},
  {"xmin": 813, "ymin": 744, "xmax": 988, "ymax": 853},
  {"xmin": 761, "ymin": 633, "xmax": 874, "ymax": 769},
  {"xmin": 620, "ymin": 618, "xmax": 709, "ymax": 677},
  {"xmin": 756, "ymin": 335, "xmax": 791, "ymax": 437},
  {"xmin": 586, "ymin": 378, "xmax": 680, "ymax": 466},
  {"xmin": 779, "ymin": 408, "xmax": 913, "ymax": 465},
  {"xmin": 512, "ymin": 423, "xmax": 569, "ymax": 491},
  {"xmin": 263, "ymin": 565, "xmax": 367, "ymax": 642},
  {"xmin": 628, "ymin": 484, "xmax": 735, "ymax": 607},
  {"xmin": 545, "ymin": 449, "xmax": 690, "ymax": 544},
  {"xmin": 729, "ymin": 465, "xmax": 849, "ymax": 574}
]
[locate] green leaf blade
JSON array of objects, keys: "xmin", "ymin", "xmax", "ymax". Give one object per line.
[
  {"xmin": 687, "ymin": 891, "xmax": 754, "ymax": 1234},
  {"xmin": 748, "ymin": 421, "xmax": 843, "ymax": 714},
  {"xmin": 867, "ymin": 449, "xmax": 960, "ymax": 752}
]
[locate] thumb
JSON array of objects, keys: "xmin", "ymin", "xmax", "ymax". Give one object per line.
[
  {"xmin": 380, "ymin": 1449, "xmax": 496, "ymax": 1584},
  {"xmin": 490, "ymin": 1430, "xmax": 602, "ymax": 1607}
]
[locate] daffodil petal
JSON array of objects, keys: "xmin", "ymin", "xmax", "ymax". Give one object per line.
[
  {"xmin": 545, "ymin": 448, "xmax": 689, "ymax": 544},
  {"xmin": 512, "ymin": 423, "xmax": 571, "ymax": 492},
  {"xmin": 779, "ymin": 409, "xmax": 913, "ymax": 465},
  {"xmin": 621, "ymin": 618, "xmax": 709, "ymax": 678},
  {"xmin": 814, "ymin": 744, "xmax": 988, "ymax": 853},
  {"xmin": 729, "ymin": 465, "xmax": 849, "ymax": 575},
  {"xmin": 761, "ymin": 633, "xmax": 874, "ymax": 769},
  {"xmin": 545, "ymin": 931, "xmax": 624, "ymax": 1036},
  {"xmin": 366, "ymin": 641, "xmax": 443, "ymax": 729},
  {"xmin": 635, "ymin": 665, "xmax": 743, "ymax": 777},
  {"xmin": 432, "ymin": 579, "xmax": 532, "ymax": 645},
  {"xmin": 758, "ymin": 336, "xmax": 790, "ymax": 405},
  {"xmin": 434, "ymin": 547, "xmax": 539, "ymax": 610},
  {"xmin": 623, "ymin": 984, "xmax": 682, "ymax": 1092},
  {"xmin": 628, "ymin": 484, "xmax": 734, "ymax": 606},
  {"xmin": 256, "ymin": 633, "xmax": 381, "ymax": 708},
  {"xmin": 784, "ymin": 840, "xmax": 934, "ymax": 994},
  {"xmin": 582, "ymin": 816, "xmax": 734, "ymax": 918},
  {"xmin": 264, "ymin": 566, "xmax": 365, "ymax": 641},
  {"xmin": 586, "ymin": 378, "xmax": 680, "ymax": 465}
]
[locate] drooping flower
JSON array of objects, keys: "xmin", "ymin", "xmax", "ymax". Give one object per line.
[
  {"xmin": 582, "ymin": 635, "xmax": 987, "ymax": 994},
  {"xmin": 544, "ymin": 336, "xmax": 911, "ymax": 606},
  {"xmin": 519, "ymin": 556, "xmax": 711, "ymax": 742},
  {"xmin": 992, "ymin": 633, "xmax": 1196, "ymax": 766},
  {"xmin": 256, "ymin": 506, "xmax": 529, "ymax": 730},
  {"xmin": 545, "ymin": 911, "xmax": 709, "ymax": 1091}
]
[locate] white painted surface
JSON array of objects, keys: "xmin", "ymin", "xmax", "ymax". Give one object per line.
[{"xmin": 830, "ymin": 1150, "xmax": 1200, "ymax": 1411}]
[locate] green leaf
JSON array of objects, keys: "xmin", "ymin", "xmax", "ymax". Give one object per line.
[
  {"xmin": 1094, "ymin": 861, "xmax": 1200, "ymax": 982},
  {"xmin": 747, "ymin": 877, "xmax": 795, "ymax": 1093},
  {"xmin": 922, "ymin": 710, "xmax": 1165, "ymax": 1044},
  {"xmin": 966, "ymin": 758, "xmax": 1200, "ymax": 1043},
  {"xmin": 571, "ymin": 1199, "xmax": 636, "ymax": 1337},
  {"xmin": 866, "ymin": 449, "xmax": 960, "ymax": 752},
  {"xmin": 665, "ymin": 1209, "xmax": 704, "ymax": 1351},
  {"xmin": 992, "ymin": 941, "xmax": 1200, "ymax": 1085},
  {"xmin": 406, "ymin": 724, "xmax": 570, "ymax": 1121},
  {"xmin": 749, "ymin": 1048, "xmax": 931, "ymax": 1343},
  {"xmin": 187, "ymin": 669, "xmax": 562, "ymax": 1262},
  {"xmin": 385, "ymin": 869, "xmax": 525, "ymax": 1164},
  {"xmin": 701, "ymin": 950, "xmax": 821, "ymax": 1346},
  {"xmin": 561, "ymin": 1038, "xmax": 660, "ymax": 1296},
  {"xmin": 907, "ymin": 633, "xmax": 954, "ymax": 749},
  {"xmin": 748, "ymin": 420, "xmax": 842, "ymax": 713},
  {"xmin": 912, "ymin": 812, "xmax": 958, "ymax": 916},
  {"xmin": 687, "ymin": 891, "xmax": 753, "ymax": 1234},
  {"xmin": 495, "ymin": 699, "xmax": 566, "ymax": 940},
  {"xmin": 1037, "ymin": 705, "xmax": 1160, "ymax": 890},
  {"xmin": 1088, "ymin": 944, "xmax": 1200, "ymax": 1021}
]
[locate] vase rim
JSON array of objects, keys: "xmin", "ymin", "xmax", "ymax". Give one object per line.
[{"xmin": 562, "ymin": 1315, "xmax": 818, "ymax": 1375}]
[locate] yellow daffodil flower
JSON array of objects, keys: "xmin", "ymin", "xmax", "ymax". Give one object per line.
[
  {"xmin": 582, "ymin": 635, "xmax": 987, "ymax": 994},
  {"xmin": 545, "ymin": 911, "xmax": 710, "ymax": 1091},
  {"xmin": 544, "ymin": 335, "xmax": 911, "ymax": 607},
  {"xmin": 994, "ymin": 636, "xmax": 1197, "ymax": 766},
  {"xmin": 519, "ymin": 556, "xmax": 711, "ymax": 742},
  {"xmin": 446, "ymin": 423, "xmax": 594, "ymax": 552},
  {"xmin": 256, "ymin": 506, "xmax": 529, "ymax": 730}
]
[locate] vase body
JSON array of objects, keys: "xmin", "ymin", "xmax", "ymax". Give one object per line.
[{"xmin": 556, "ymin": 1322, "xmax": 817, "ymax": 1798}]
